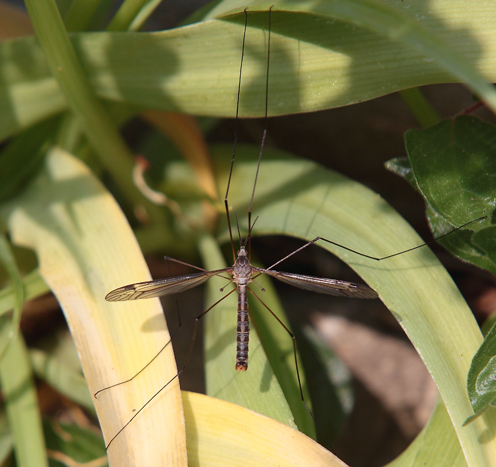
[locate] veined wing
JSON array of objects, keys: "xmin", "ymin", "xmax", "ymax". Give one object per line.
[
  {"xmin": 105, "ymin": 269, "xmax": 231, "ymax": 301},
  {"xmin": 256, "ymin": 268, "xmax": 378, "ymax": 299}
]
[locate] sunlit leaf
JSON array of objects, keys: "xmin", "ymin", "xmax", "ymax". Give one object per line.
[
  {"xmin": 2, "ymin": 2, "xmax": 496, "ymax": 138},
  {"xmin": 3, "ymin": 147, "xmax": 187, "ymax": 466},
  {"xmin": 212, "ymin": 142, "xmax": 495, "ymax": 467}
]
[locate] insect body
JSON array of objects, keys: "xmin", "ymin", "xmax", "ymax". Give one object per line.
[
  {"xmin": 105, "ymin": 243, "xmax": 377, "ymax": 371},
  {"xmin": 232, "ymin": 246, "xmax": 252, "ymax": 371}
]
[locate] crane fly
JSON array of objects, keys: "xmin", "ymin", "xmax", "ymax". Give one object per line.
[
  {"xmin": 104, "ymin": 5, "xmax": 377, "ymax": 374},
  {"xmin": 97, "ymin": 8, "xmax": 379, "ymax": 449},
  {"xmin": 99, "ymin": 6, "xmax": 486, "ymax": 450},
  {"xmin": 105, "ymin": 241, "xmax": 378, "ymax": 371}
]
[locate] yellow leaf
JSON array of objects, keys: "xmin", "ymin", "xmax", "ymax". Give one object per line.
[
  {"xmin": 182, "ymin": 391, "xmax": 347, "ymax": 467},
  {"xmin": 5, "ymin": 147, "xmax": 187, "ymax": 466}
]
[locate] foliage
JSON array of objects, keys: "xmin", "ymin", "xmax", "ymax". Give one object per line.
[{"xmin": 0, "ymin": 1, "xmax": 495, "ymax": 466}]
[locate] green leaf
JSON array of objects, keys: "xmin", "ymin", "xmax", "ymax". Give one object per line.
[
  {"xmin": 30, "ymin": 331, "xmax": 94, "ymax": 414},
  {"xmin": 387, "ymin": 397, "xmax": 467, "ymax": 467},
  {"xmin": 3, "ymin": 147, "xmax": 187, "ymax": 466},
  {"xmin": 0, "ymin": 117, "xmax": 59, "ymax": 203},
  {"xmin": 247, "ymin": 259, "xmax": 317, "ymax": 440},
  {"xmin": 398, "ymin": 88, "xmax": 441, "ymax": 128},
  {"xmin": 247, "ymin": 262, "xmax": 350, "ymax": 443},
  {"xmin": 385, "ymin": 156, "xmax": 417, "ymax": 188},
  {"xmin": 3, "ymin": 2, "xmax": 496, "ymax": 139},
  {"xmin": 0, "ymin": 232, "xmax": 24, "ymax": 362},
  {"xmin": 0, "ymin": 269, "xmax": 49, "ymax": 317},
  {"xmin": 0, "ymin": 412, "xmax": 13, "ymax": 467},
  {"xmin": 24, "ymin": 0, "xmax": 161, "ymax": 215},
  {"xmin": 0, "ymin": 316, "xmax": 48, "ymax": 467},
  {"xmin": 212, "ymin": 142, "xmax": 495, "ymax": 466},
  {"xmin": 30, "ymin": 347, "xmax": 94, "ymax": 414},
  {"xmin": 403, "ymin": 115, "xmax": 496, "ymax": 274},
  {"xmin": 209, "ymin": 0, "xmax": 496, "ymax": 112},
  {"xmin": 182, "ymin": 391, "xmax": 345, "ymax": 467},
  {"xmin": 44, "ymin": 422, "xmax": 106, "ymax": 467},
  {"xmin": 295, "ymin": 325, "xmax": 351, "ymax": 443},
  {"xmin": 466, "ymin": 323, "xmax": 496, "ymax": 423}
]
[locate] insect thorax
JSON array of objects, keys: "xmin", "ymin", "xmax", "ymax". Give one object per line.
[{"xmin": 233, "ymin": 248, "xmax": 253, "ymax": 286}]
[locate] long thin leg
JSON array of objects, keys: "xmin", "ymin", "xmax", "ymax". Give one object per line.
[
  {"xmin": 94, "ymin": 337, "xmax": 174, "ymax": 399},
  {"xmin": 264, "ymin": 216, "xmax": 487, "ymax": 272},
  {"xmin": 248, "ymin": 289, "xmax": 301, "ymax": 394},
  {"xmin": 248, "ymin": 6, "xmax": 273, "ymax": 261},
  {"xmin": 96, "ymin": 260, "xmax": 187, "ymax": 398},
  {"xmin": 248, "ymin": 288, "xmax": 332, "ymax": 449},
  {"xmin": 104, "ymin": 287, "xmax": 237, "ymax": 450},
  {"xmin": 224, "ymin": 9, "xmax": 249, "ymax": 262}
]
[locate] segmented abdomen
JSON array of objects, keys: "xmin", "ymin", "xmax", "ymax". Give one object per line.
[{"xmin": 236, "ymin": 285, "xmax": 249, "ymax": 371}]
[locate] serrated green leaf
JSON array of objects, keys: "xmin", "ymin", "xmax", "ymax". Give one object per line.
[
  {"xmin": 384, "ymin": 156, "xmax": 417, "ymax": 188},
  {"xmin": 406, "ymin": 116, "xmax": 496, "ymax": 225}
]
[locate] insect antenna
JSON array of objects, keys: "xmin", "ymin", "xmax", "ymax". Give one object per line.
[
  {"xmin": 234, "ymin": 211, "xmax": 243, "ymax": 247},
  {"xmin": 237, "ymin": 213, "xmax": 259, "ymax": 250}
]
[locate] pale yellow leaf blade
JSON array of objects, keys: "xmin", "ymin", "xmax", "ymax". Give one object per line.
[
  {"xmin": 4, "ymin": 147, "xmax": 187, "ymax": 467},
  {"xmin": 182, "ymin": 391, "xmax": 347, "ymax": 467}
]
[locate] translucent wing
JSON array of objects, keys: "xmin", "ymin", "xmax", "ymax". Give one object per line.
[
  {"xmin": 105, "ymin": 269, "xmax": 231, "ymax": 301},
  {"xmin": 256, "ymin": 268, "xmax": 378, "ymax": 299}
]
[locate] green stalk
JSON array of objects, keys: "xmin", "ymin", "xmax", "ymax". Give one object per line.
[
  {"xmin": 0, "ymin": 318, "xmax": 47, "ymax": 467},
  {"xmin": 399, "ymin": 88, "xmax": 441, "ymax": 128},
  {"xmin": 23, "ymin": 0, "xmax": 164, "ymax": 224},
  {"xmin": 106, "ymin": 0, "xmax": 162, "ymax": 31}
]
